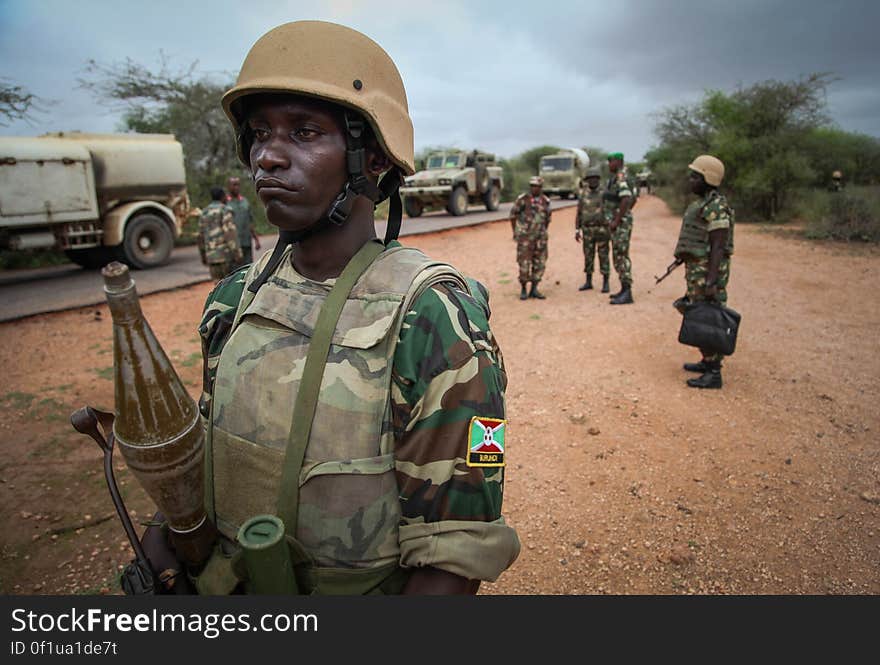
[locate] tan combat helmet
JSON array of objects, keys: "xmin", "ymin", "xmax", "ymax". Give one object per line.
[
  {"xmin": 585, "ymin": 166, "xmax": 602, "ymax": 178},
  {"xmin": 688, "ymin": 154, "xmax": 725, "ymax": 187},
  {"xmin": 529, "ymin": 175, "xmax": 544, "ymax": 186},
  {"xmin": 222, "ymin": 21, "xmax": 414, "ymax": 175},
  {"xmin": 222, "ymin": 21, "xmax": 414, "ymax": 286}
]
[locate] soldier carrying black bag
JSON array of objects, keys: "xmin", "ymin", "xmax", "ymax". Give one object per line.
[{"xmin": 671, "ymin": 154, "xmax": 737, "ymax": 389}]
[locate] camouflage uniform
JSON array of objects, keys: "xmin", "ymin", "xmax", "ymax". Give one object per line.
[
  {"xmin": 674, "ymin": 189, "xmax": 735, "ymax": 363},
  {"xmin": 225, "ymin": 194, "xmax": 255, "ymax": 266},
  {"xmin": 576, "ymin": 185, "xmax": 610, "ymax": 277},
  {"xmin": 198, "ymin": 201, "xmax": 242, "ymax": 280},
  {"xmin": 510, "ymin": 192, "xmax": 552, "ymax": 284},
  {"xmin": 605, "ymin": 171, "xmax": 634, "ymax": 286},
  {"xmin": 197, "ymin": 242, "xmax": 519, "ymax": 594}
]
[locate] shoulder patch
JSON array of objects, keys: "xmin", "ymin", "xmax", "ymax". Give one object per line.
[{"xmin": 467, "ymin": 416, "xmax": 506, "ymax": 467}]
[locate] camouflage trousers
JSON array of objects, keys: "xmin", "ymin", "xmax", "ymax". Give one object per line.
[
  {"xmin": 610, "ymin": 216, "xmax": 633, "ymax": 286},
  {"xmin": 209, "ymin": 261, "xmax": 235, "ymax": 281},
  {"xmin": 684, "ymin": 257, "xmax": 732, "ymax": 363},
  {"xmin": 581, "ymin": 226, "xmax": 610, "ymax": 276},
  {"xmin": 516, "ymin": 235, "xmax": 548, "ymax": 283}
]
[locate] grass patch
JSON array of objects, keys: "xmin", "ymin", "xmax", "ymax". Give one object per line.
[
  {"xmin": 94, "ymin": 367, "xmax": 114, "ymax": 381},
  {"xmin": 180, "ymin": 352, "xmax": 202, "ymax": 368},
  {"xmin": 529, "ymin": 314, "xmax": 541, "ymax": 320},
  {"xmin": 3, "ymin": 392, "xmax": 36, "ymax": 409},
  {"xmin": 498, "ymin": 279, "xmax": 511, "ymax": 285}
]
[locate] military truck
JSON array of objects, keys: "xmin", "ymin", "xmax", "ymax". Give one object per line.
[
  {"xmin": 539, "ymin": 148, "xmax": 590, "ymax": 199},
  {"xmin": 0, "ymin": 132, "xmax": 189, "ymax": 269},
  {"xmin": 400, "ymin": 150, "xmax": 503, "ymax": 217}
]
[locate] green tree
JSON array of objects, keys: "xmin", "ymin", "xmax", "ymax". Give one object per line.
[
  {"xmin": 77, "ymin": 55, "xmax": 271, "ymax": 233},
  {"xmin": 649, "ymin": 73, "xmax": 840, "ymax": 219}
]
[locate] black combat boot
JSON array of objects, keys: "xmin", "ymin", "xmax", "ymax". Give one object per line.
[
  {"xmin": 579, "ymin": 274, "xmax": 593, "ymax": 291},
  {"xmin": 610, "ymin": 284, "xmax": 633, "ymax": 305},
  {"xmin": 529, "ymin": 281, "xmax": 546, "ymax": 299},
  {"xmin": 609, "ymin": 282, "xmax": 624, "ymax": 299},
  {"xmin": 519, "ymin": 283, "xmax": 529, "ymax": 300},
  {"xmin": 683, "ymin": 360, "xmax": 708, "ymax": 373},
  {"xmin": 686, "ymin": 362, "xmax": 722, "ymax": 389},
  {"xmin": 601, "ymin": 275, "xmax": 610, "ymax": 293}
]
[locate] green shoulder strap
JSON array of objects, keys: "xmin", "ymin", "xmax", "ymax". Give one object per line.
[{"xmin": 276, "ymin": 239, "xmax": 386, "ymax": 534}]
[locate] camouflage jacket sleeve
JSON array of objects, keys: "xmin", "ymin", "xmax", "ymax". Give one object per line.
[
  {"xmin": 543, "ymin": 195, "xmax": 552, "ymax": 223},
  {"xmin": 509, "ymin": 195, "xmax": 523, "ymax": 226},
  {"xmin": 702, "ymin": 193, "xmax": 733, "ymax": 233},
  {"xmin": 391, "ymin": 281, "xmax": 520, "ymax": 581},
  {"xmin": 221, "ymin": 207, "xmax": 242, "ymax": 259},
  {"xmin": 616, "ymin": 172, "xmax": 633, "ymax": 199},
  {"xmin": 197, "ymin": 267, "xmax": 249, "ymax": 419}
]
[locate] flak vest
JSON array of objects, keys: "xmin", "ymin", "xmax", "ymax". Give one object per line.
[
  {"xmin": 199, "ymin": 244, "xmax": 470, "ymax": 595},
  {"xmin": 578, "ymin": 190, "xmax": 606, "ymax": 227},
  {"xmin": 674, "ymin": 191, "xmax": 735, "ymax": 260}
]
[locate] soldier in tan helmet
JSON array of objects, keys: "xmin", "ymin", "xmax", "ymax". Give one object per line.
[
  {"xmin": 672, "ymin": 154, "xmax": 735, "ymax": 389},
  {"xmin": 143, "ymin": 21, "xmax": 520, "ymax": 595}
]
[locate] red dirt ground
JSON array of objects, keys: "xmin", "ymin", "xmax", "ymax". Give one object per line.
[{"xmin": 1, "ymin": 194, "xmax": 877, "ymax": 594}]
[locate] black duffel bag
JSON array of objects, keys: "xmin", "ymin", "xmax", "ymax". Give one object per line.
[{"xmin": 678, "ymin": 301, "xmax": 741, "ymax": 356}]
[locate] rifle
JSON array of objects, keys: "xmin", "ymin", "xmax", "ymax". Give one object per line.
[
  {"xmin": 654, "ymin": 259, "xmax": 683, "ymax": 285},
  {"xmin": 71, "ymin": 406, "xmax": 160, "ymax": 594}
]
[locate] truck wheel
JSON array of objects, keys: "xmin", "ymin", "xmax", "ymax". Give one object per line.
[
  {"xmin": 120, "ymin": 212, "xmax": 174, "ymax": 269},
  {"xmin": 447, "ymin": 186, "xmax": 468, "ymax": 216},
  {"xmin": 483, "ymin": 184, "xmax": 501, "ymax": 211},
  {"xmin": 404, "ymin": 197, "xmax": 423, "ymax": 218},
  {"xmin": 65, "ymin": 247, "xmax": 115, "ymax": 270}
]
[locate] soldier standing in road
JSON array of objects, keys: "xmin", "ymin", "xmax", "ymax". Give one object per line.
[
  {"xmin": 605, "ymin": 152, "xmax": 635, "ymax": 305},
  {"xmin": 141, "ymin": 21, "xmax": 519, "ymax": 596},
  {"xmin": 510, "ymin": 175, "xmax": 552, "ymax": 300},
  {"xmin": 225, "ymin": 176, "xmax": 261, "ymax": 267},
  {"xmin": 575, "ymin": 167, "xmax": 610, "ymax": 293},
  {"xmin": 198, "ymin": 187, "xmax": 242, "ymax": 281},
  {"xmin": 673, "ymin": 154, "xmax": 735, "ymax": 389}
]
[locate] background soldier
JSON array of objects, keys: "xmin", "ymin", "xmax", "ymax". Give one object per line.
[
  {"xmin": 510, "ymin": 175, "xmax": 552, "ymax": 299},
  {"xmin": 575, "ymin": 166, "xmax": 610, "ymax": 292},
  {"xmin": 673, "ymin": 154, "xmax": 735, "ymax": 389},
  {"xmin": 225, "ymin": 176, "xmax": 261, "ymax": 267},
  {"xmin": 829, "ymin": 169, "xmax": 844, "ymax": 192},
  {"xmin": 605, "ymin": 152, "xmax": 635, "ymax": 305},
  {"xmin": 197, "ymin": 187, "xmax": 242, "ymax": 281}
]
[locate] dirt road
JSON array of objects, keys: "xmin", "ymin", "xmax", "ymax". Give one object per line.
[{"xmin": 1, "ymin": 194, "xmax": 877, "ymax": 594}]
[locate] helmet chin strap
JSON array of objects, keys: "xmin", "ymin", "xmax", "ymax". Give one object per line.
[{"xmin": 248, "ymin": 112, "xmax": 404, "ymax": 295}]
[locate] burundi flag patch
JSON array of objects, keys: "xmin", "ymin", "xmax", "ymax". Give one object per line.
[{"xmin": 467, "ymin": 416, "xmax": 506, "ymax": 468}]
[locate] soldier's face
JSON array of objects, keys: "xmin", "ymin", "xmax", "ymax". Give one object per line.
[
  {"xmin": 689, "ymin": 170, "xmax": 707, "ymax": 195},
  {"xmin": 530, "ymin": 184, "xmax": 541, "ymax": 196},
  {"xmin": 227, "ymin": 178, "xmax": 240, "ymax": 196},
  {"xmin": 586, "ymin": 177, "xmax": 600, "ymax": 189},
  {"xmin": 246, "ymin": 95, "xmax": 348, "ymax": 231},
  {"xmin": 608, "ymin": 158, "xmax": 622, "ymax": 172}
]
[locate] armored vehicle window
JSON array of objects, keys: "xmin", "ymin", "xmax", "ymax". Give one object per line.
[
  {"xmin": 540, "ymin": 156, "xmax": 573, "ymax": 172},
  {"xmin": 427, "ymin": 154, "xmax": 444, "ymax": 169},
  {"xmin": 443, "ymin": 153, "xmax": 464, "ymax": 168}
]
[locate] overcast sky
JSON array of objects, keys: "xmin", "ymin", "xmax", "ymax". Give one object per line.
[{"xmin": 1, "ymin": 0, "xmax": 878, "ymax": 161}]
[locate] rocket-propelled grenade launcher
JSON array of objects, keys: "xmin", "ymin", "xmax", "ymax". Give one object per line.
[{"xmin": 72, "ymin": 262, "xmax": 215, "ymax": 587}]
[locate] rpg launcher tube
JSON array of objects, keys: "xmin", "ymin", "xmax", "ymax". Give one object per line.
[
  {"xmin": 102, "ymin": 262, "xmax": 216, "ymax": 567},
  {"xmin": 237, "ymin": 515, "xmax": 299, "ymax": 595}
]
